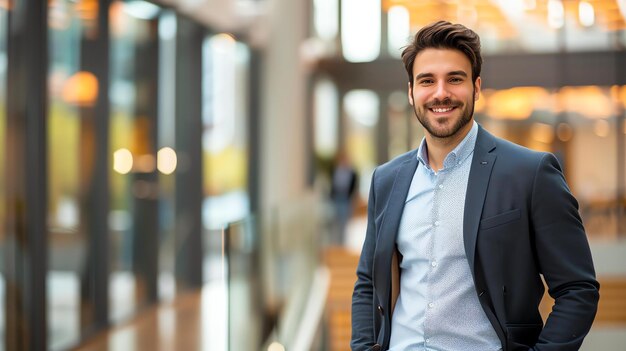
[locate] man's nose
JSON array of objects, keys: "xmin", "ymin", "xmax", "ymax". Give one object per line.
[{"xmin": 432, "ymin": 82, "xmax": 451, "ymax": 100}]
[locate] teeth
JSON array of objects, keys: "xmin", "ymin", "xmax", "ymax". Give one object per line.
[{"xmin": 432, "ymin": 107, "xmax": 453, "ymax": 113}]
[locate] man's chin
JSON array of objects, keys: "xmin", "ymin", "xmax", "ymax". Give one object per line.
[
  {"xmin": 427, "ymin": 120, "xmax": 472, "ymax": 139},
  {"xmin": 425, "ymin": 121, "xmax": 457, "ymax": 137},
  {"xmin": 429, "ymin": 129, "xmax": 457, "ymax": 139}
]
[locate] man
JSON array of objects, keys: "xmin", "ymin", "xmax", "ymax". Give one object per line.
[{"xmin": 350, "ymin": 21, "xmax": 599, "ymax": 351}]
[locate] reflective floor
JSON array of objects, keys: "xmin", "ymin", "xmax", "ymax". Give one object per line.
[
  {"xmin": 0, "ymin": 262, "xmax": 226, "ymax": 351},
  {"xmin": 69, "ymin": 232, "xmax": 626, "ymax": 351},
  {"xmin": 1, "ymin": 216, "xmax": 623, "ymax": 350},
  {"xmin": 74, "ymin": 282, "xmax": 227, "ymax": 351}
]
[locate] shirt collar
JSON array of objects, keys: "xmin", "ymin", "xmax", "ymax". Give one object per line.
[{"xmin": 417, "ymin": 121, "xmax": 478, "ymax": 171}]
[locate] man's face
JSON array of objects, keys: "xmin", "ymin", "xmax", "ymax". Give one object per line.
[{"xmin": 408, "ymin": 48, "xmax": 481, "ymax": 139}]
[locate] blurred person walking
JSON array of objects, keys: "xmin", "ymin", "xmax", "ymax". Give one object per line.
[
  {"xmin": 330, "ymin": 151, "xmax": 358, "ymax": 245},
  {"xmin": 351, "ymin": 21, "xmax": 599, "ymax": 351}
]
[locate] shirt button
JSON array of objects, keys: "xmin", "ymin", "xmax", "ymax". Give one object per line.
[
  {"xmin": 438, "ymin": 184, "xmax": 444, "ymax": 189},
  {"xmin": 434, "ymin": 221, "xmax": 440, "ymax": 227},
  {"xmin": 425, "ymin": 338, "xmax": 430, "ymax": 343},
  {"xmin": 428, "ymin": 302, "xmax": 434, "ymax": 309},
  {"xmin": 431, "ymin": 261, "xmax": 437, "ymax": 267}
]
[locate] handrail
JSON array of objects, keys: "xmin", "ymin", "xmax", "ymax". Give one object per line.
[
  {"xmin": 290, "ymin": 266, "xmax": 330, "ymax": 351},
  {"xmin": 261, "ymin": 266, "xmax": 330, "ymax": 351},
  {"xmin": 224, "ymin": 191, "xmax": 327, "ymax": 350}
]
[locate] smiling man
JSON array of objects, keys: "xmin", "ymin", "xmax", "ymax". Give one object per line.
[{"xmin": 350, "ymin": 21, "xmax": 599, "ymax": 351}]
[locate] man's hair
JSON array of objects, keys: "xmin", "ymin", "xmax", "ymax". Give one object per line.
[{"xmin": 401, "ymin": 21, "xmax": 482, "ymax": 86}]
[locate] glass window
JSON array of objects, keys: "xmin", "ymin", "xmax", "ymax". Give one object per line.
[
  {"xmin": 341, "ymin": 0, "xmax": 381, "ymax": 62},
  {"xmin": 560, "ymin": 87, "xmax": 618, "ymax": 238},
  {"xmin": 387, "ymin": 5, "xmax": 409, "ymax": 58},
  {"xmin": 314, "ymin": 77, "xmax": 339, "ymax": 159},
  {"xmin": 477, "ymin": 85, "xmax": 621, "ymax": 239},
  {"xmin": 156, "ymin": 10, "xmax": 177, "ymax": 303},
  {"xmin": 201, "ymin": 34, "xmax": 250, "ymax": 232},
  {"xmin": 201, "ymin": 32, "xmax": 251, "ymax": 286},
  {"xmin": 313, "ymin": 0, "xmax": 338, "ymax": 40},
  {"xmin": 200, "ymin": 32, "xmax": 252, "ymax": 351},
  {"xmin": 47, "ymin": 0, "xmax": 86, "ymax": 348},
  {"xmin": 109, "ymin": 0, "xmax": 161, "ymax": 323},
  {"xmin": 109, "ymin": 1, "xmax": 138, "ymax": 323}
]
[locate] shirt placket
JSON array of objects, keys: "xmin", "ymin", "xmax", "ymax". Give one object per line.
[{"xmin": 424, "ymin": 169, "xmax": 445, "ymax": 349}]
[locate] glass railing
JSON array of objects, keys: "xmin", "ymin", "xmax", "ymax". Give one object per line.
[
  {"xmin": 225, "ymin": 216, "xmax": 262, "ymax": 350},
  {"xmin": 263, "ymin": 193, "xmax": 324, "ymax": 349},
  {"xmin": 222, "ymin": 192, "xmax": 326, "ymax": 351}
]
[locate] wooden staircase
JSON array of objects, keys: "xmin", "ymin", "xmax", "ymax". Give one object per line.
[
  {"xmin": 596, "ymin": 276, "xmax": 626, "ymax": 324},
  {"xmin": 323, "ymin": 247, "xmax": 361, "ymax": 351},
  {"xmin": 539, "ymin": 276, "xmax": 626, "ymax": 325}
]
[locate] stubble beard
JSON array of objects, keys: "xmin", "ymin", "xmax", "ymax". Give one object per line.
[{"xmin": 413, "ymin": 89, "xmax": 476, "ymax": 139}]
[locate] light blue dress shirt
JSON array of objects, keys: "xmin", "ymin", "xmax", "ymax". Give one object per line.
[{"xmin": 388, "ymin": 122, "xmax": 502, "ymax": 351}]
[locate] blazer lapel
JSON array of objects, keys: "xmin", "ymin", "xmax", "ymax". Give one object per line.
[
  {"xmin": 463, "ymin": 126, "xmax": 497, "ymax": 277},
  {"xmin": 376, "ymin": 153, "xmax": 418, "ymax": 305}
]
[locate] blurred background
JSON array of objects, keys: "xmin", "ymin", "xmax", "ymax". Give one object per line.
[{"xmin": 0, "ymin": 0, "xmax": 625, "ymax": 350}]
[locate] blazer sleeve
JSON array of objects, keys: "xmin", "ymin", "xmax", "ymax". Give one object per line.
[
  {"xmin": 351, "ymin": 169, "xmax": 378, "ymax": 350},
  {"xmin": 530, "ymin": 153, "xmax": 600, "ymax": 351}
]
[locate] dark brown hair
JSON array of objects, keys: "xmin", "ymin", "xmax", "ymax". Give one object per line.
[{"xmin": 401, "ymin": 21, "xmax": 482, "ymax": 86}]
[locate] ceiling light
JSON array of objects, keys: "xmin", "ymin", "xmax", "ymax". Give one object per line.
[
  {"xmin": 579, "ymin": 1, "xmax": 595, "ymax": 27},
  {"xmin": 123, "ymin": 0, "xmax": 160, "ymax": 20},
  {"xmin": 548, "ymin": 0, "xmax": 564, "ymax": 29}
]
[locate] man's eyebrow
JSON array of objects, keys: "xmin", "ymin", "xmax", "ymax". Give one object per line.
[
  {"xmin": 448, "ymin": 70, "xmax": 468, "ymax": 77},
  {"xmin": 414, "ymin": 71, "xmax": 468, "ymax": 80},
  {"xmin": 414, "ymin": 72, "xmax": 434, "ymax": 80}
]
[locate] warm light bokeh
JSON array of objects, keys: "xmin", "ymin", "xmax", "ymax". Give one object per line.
[
  {"xmin": 157, "ymin": 147, "xmax": 177, "ymax": 175},
  {"xmin": 113, "ymin": 148, "xmax": 133, "ymax": 174},
  {"xmin": 61, "ymin": 71, "xmax": 99, "ymax": 106},
  {"xmin": 485, "ymin": 87, "xmax": 551, "ymax": 120},
  {"xmin": 559, "ymin": 86, "xmax": 614, "ymax": 119}
]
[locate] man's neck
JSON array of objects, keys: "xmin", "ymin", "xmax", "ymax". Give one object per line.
[{"xmin": 425, "ymin": 121, "xmax": 474, "ymax": 171}]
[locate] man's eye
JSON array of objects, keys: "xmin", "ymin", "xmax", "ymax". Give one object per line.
[
  {"xmin": 450, "ymin": 77, "xmax": 463, "ymax": 83},
  {"xmin": 419, "ymin": 80, "xmax": 433, "ymax": 85}
]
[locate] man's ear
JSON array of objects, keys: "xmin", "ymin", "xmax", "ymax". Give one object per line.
[
  {"xmin": 474, "ymin": 76, "xmax": 482, "ymax": 101},
  {"xmin": 408, "ymin": 82, "xmax": 414, "ymax": 106}
]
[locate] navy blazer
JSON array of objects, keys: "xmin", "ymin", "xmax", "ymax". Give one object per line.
[{"xmin": 351, "ymin": 126, "xmax": 599, "ymax": 351}]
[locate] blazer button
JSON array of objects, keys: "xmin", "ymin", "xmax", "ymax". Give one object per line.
[
  {"xmin": 377, "ymin": 305, "xmax": 384, "ymax": 315},
  {"xmin": 371, "ymin": 344, "xmax": 382, "ymax": 351}
]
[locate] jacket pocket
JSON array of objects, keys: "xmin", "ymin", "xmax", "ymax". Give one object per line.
[
  {"xmin": 506, "ymin": 323, "xmax": 542, "ymax": 349},
  {"xmin": 480, "ymin": 208, "xmax": 521, "ymax": 230}
]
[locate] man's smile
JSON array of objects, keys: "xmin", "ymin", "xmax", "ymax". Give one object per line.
[{"xmin": 429, "ymin": 106, "xmax": 457, "ymax": 114}]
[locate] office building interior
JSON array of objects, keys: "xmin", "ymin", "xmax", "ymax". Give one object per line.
[{"xmin": 0, "ymin": 0, "xmax": 625, "ymax": 350}]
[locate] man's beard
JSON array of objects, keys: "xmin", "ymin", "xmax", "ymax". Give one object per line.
[{"xmin": 413, "ymin": 93, "xmax": 475, "ymax": 139}]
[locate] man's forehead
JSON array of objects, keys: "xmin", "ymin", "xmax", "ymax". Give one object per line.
[{"xmin": 412, "ymin": 48, "xmax": 471, "ymax": 75}]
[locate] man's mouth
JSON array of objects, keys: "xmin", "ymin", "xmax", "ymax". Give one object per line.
[{"xmin": 430, "ymin": 106, "xmax": 455, "ymax": 113}]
